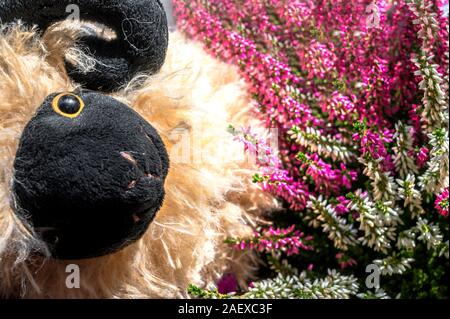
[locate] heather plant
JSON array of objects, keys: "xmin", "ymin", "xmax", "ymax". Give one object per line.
[{"xmin": 173, "ymin": 0, "xmax": 449, "ymax": 298}]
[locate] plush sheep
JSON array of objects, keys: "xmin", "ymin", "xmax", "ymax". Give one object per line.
[{"xmin": 0, "ymin": 0, "xmax": 275, "ymax": 298}]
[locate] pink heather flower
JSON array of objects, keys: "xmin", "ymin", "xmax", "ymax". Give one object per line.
[
  {"xmin": 339, "ymin": 163, "xmax": 358, "ymax": 190},
  {"xmin": 409, "ymin": 104, "xmax": 423, "ymax": 136},
  {"xmin": 217, "ymin": 273, "xmax": 238, "ymax": 294},
  {"xmin": 321, "ymin": 92, "xmax": 357, "ymax": 123},
  {"xmin": 227, "ymin": 225, "xmax": 313, "ymax": 256},
  {"xmin": 336, "ymin": 253, "xmax": 357, "ymax": 269},
  {"xmin": 335, "ymin": 196, "xmax": 351, "ymax": 215},
  {"xmin": 301, "ymin": 153, "xmax": 340, "ymax": 194},
  {"xmin": 353, "ymin": 128, "xmax": 395, "ymax": 171},
  {"xmin": 232, "ymin": 126, "xmax": 309, "ymax": 210},
  {"xmin": 298, "ymin": 40, "xmax": 337, "ymax": 79},
  {"xmin": 297, "ymin": 153, "xmax": 357, "ymax": 194},
  {"xmin": 417, "ymin": 147, "xmax": 429, "ymax": 168},
  {"xmin": 435, "ymin": 189, "xmax": 449, "ymax": 217}
]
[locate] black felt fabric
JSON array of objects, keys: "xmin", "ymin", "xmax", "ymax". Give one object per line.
[
  {"xmin": 12, "ymin": 91, "xmax": 169, "ymax": 259},
  {"xmin": 0, "ymin": 0, "xmax": 168, "ymax": 91}
]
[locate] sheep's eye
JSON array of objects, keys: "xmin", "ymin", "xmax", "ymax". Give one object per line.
[{"xmin": 52, "ymin": 93, "xmax": 84, "ymax": 118}]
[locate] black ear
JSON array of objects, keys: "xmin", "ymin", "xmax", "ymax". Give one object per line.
[{"xmin": 0, "ymin": 0, "xmax": 168, "ymax": 91}]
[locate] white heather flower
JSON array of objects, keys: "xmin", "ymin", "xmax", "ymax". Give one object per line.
[
  {"xmin": 411, "ymin": 53, "xmax": 447, "ymax": 130},
  {"xmin": 397, "ymin": 174, "xmax": 424, "ymax": 218},
  {"xmin": 360, "ymin": 157, "xmax": 397, "ymax": 202},
  {"xmin": 419, "ymin": 128, "xmax": 449, "ymax": 193},
  {"xmin": 357, "ymin": 288, "xmax": 391, "ymax": 299},
  {"xmin": 416, "ymin": 217, "xmax": 443, "ymax": 250},
  {"xmin": 244, "ymin": 271, "xmax": 358, "ymax": 299},
  {"xmin": 409, "ymin": 0, "xmax": 448, "ymax": 131},
  {"xmin": 438, "ymin": 241, "xmax": 449, "ymax": 259},
  {"xmin": 289, "ymin": 126, "xmax": 355, "ymax": 162},
  {"xmin": 306, "ymin": 195, "xmax": 358, "ymax": 250},
  {"xmin": 373, "ymin": 256, "xmax": 415, "ymax": 276},
  {"xmin": 393, "ymin": 122, "xmax": 418, "ymax": 178},
  {"xmin": 349, "ymin": 191, "xmax": 395, "ymax": 253},
  {"xmin": 396, "ymin": 229, "xmax": 417, "ymax": 251}
]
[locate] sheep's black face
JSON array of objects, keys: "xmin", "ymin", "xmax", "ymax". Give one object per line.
[{"xmin": 12, "ymin": 92, "xmax": 169, "ymax": 259}]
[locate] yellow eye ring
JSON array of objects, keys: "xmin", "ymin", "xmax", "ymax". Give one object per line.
[{"xmin": 51, "ymin": 93, "xmax": 85, "ymax": 119}]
